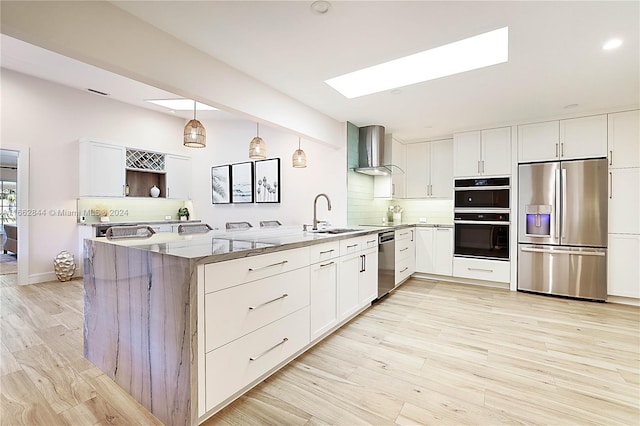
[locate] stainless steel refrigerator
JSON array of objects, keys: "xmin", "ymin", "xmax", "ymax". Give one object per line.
[{"xmin": 518, "ymin": 158, "xmax": 608, "ymax": 300}]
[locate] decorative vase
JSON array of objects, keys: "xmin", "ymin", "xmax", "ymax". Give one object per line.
[
  {"xmin": 150, "ymin": 185, "xmax": 160, "ymax": 198},
  {"xmin": 54, "ymin": 251, "xmax": 76, "ymax": 282}
]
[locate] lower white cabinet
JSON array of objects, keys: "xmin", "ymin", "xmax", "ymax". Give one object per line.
[
  {"xmin": 310, "ymin": 258, "xmax": 339, "ymax": 340},
  {"xmin": 395, "ymin": 227, "xmax": 415, "ymax": 285},
  {"xmin": 204, "ymin": 307, "xmax": 309, "ymax": 410},
  {"xmin": 338, "ymin": 237, "xmax": 378, "ymax": 321},
  {"xmin": 452, "ymin": 257, "xmax": 510, "ymax": 283},
  {"xmin": 359, "ymin": 247, "xmax": 378, "ymax": 304},
  {"xmin": 415, "ymin": 227, "xmax": 453, "ymax": 276},
  {"xmin": 608, "ymin": 234, "xmax": 640, "ymax": 299}
]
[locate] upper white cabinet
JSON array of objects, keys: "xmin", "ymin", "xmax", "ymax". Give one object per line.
[
  {"xmin": 79, "ymin": 140, "xmax": 191, "ymax": 199},
  {"xmin": 405, "ymin": 139, "xmax": 453, "ymax": 199},
  {"xmin": 518, "ymin": 115, "xmax": 607, "ymax": 163},
  {"xmin": 165, "ymin": 155, "xmax": 191, "ymax": 199},
  {"xmin": 374, "ymin": 136, "xmax": 406, "ymax": 199},
  {"xmin": 453, "ymin": 127, "xmax": 511, "ymax": 177},
  {"xmin": 79, "ymin": 140, "xmax": 126, "ymax": 197},
  {"xmin": 608, "ymin": 110, "xmax": 640, "ymax": 169}
]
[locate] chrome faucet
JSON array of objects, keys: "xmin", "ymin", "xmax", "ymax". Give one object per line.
[{"xmin": 313, "ymin": 193, "xmax": 332, "ymax": 230}]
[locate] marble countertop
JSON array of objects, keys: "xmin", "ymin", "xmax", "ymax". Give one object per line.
[
  {"xmin": 89, "ymin": 223, "xmax": 453, "ymax": 263},
  {"xmin": 89, "ymin": 226, "xmax": 385, "ymax": 263}
]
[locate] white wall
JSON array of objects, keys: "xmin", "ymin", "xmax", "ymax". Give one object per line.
[
  {"xmin": 1, "ymin": 69, "xmax": 348, "ymax": 282},
  {"xmin": 191, "ymin": 120, "xmax": 347, "ymax": 230}
]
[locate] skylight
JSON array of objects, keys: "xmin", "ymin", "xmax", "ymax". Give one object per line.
[
  {"xmin": 146, "ymin": 99, "xmax": 218, "ymax": 111},
  {"xmin": 325, "ymin": 27, "xmax": 509, "ymax": 99}
]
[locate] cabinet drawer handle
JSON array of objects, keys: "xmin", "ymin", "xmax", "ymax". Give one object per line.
[
  {"xmin": 320, "ymin": 261, "xmax": 335, "ymax": 268},
  {"xmin": 609, "ymin": 150, "xmax": 613, "ymax": 166},
  {"xmin": 468, "ymin": 267, "xmax": 493, "ymax": 273},
  {"xmin": 400, "ymin": 247, "xmax": 408, "ymax": 252},
  {"xmin": 249, "ymin": 337, "xmax": 289, "ymax": 361},
  {"xmin": 248, "ymin": 294, "xmax": 288, "ymax": 310},
  {"xmin": 248, "ymin": 260, "xmax": 288, "ymax": 272},
  {"xmin": 319, "ymin": 249, "xmax": 335, "ymax": 255},
  {"xmin": 366, "ymin": 239, "xmax": 377, "ymax": 245},
  {"xmin": 400, "ymin": 267, "xmax": 409, "ymax": 273},
  {"xmin": 609, "ymin": 172, "xmax": 612, "ymax": 199},
  {"xmin": 555, "ymin": 143, "xmax": 559, "ymax": 157},
  {"xmin": 347, "ymin": 244, "xmax": 358, "ymax": 249},
  {"xmin": 399, "ymin": 232, "xmax": 409, "ymax": 236}
]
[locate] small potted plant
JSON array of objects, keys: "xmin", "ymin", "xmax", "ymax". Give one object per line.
[{"xmin": 178, "ymin": 207, "xmax": 190, "ymax": 221}]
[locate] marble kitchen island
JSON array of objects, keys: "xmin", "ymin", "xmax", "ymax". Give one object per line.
[{"xmin": 83, "ymin": 226, "xmax": 385, "ymax": 425}]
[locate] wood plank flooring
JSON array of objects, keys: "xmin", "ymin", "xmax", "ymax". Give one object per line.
[{"xmin": 1, "ymin": 278, "xmax": 638, "ymax": 425}]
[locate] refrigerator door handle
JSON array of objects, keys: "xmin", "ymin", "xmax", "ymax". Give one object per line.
[
  {"xmin": 554, "ymin": 169, "xmax": 561, "ymax": 241},
  {"xmin": 521, "ymin": 246, "xmax": 606, "ymax": 257},
  {"xmin": 561, "ymin": 168, "xmax": 567, "ymax": 244}
]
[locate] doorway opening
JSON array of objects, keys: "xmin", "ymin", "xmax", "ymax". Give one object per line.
[{"xmin": 1, "ymin": 149, "xmax": 19, "ymax": 287}]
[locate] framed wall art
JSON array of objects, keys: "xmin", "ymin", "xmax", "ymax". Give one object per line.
[
  {"xmin": 211, "ymin": 165, "xmax": 231, "ymax": 204},
  {"xmin": 255, "ymin": 158, "xmax": 281, "ymax": 203},
  {"xmin": 231, "ymin": 162, "xmax": 254, "ymax": 203}
]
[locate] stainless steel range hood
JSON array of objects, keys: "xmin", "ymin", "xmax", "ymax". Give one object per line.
[{"xmin": 355, "ymin": 125, "xmax": 391, "ymax": 175}]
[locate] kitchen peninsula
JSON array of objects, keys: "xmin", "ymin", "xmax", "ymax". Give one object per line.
[{"xmin": 83, "ymin": 226, "xmax": 394, "ymax": 425}]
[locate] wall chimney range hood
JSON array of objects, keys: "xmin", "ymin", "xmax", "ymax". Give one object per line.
[{"xmin": 355, "ymin": 125, "xmax": 392, "ymax": 175}]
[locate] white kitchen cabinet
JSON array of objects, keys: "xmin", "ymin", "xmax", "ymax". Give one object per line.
[
  {"xmin": 518, "ymin": 115, "xmax": 607, "ymax": 163},
  {"xmin": 559, "ymin": 115, "xmax": 607, "ymax": 160},
  {"xmin": 309, "ymin": 241, "xmax": 340, "ymax": 341},
  {"xmin": 405, "ymin": 139, "xmax": 453, "ymax": 199},
  {"xmin": 374, "ymin": 136, "xmax": 406, "ymax": 199},
  {"xmin": 608, "ymin": 110, "xmax": 640, "ymax": 169},
  {"xmin": 395, "ymin": 227, "xmax": 415, "ymax": 285},
  {"xmin": 165, "ymin": 155, "xmax": 191, "ymax": 199},
  {"xmin": 79, "ymin": 140, "xmax": 126, "ymax": 197},
  {"xmin": 453, "ymin": 127, "xmax": 511, "ymax": 177},
  {"xmin": 338, "ymin": 235, "xmax": 378, "ymax": 321},
  {"xmin": 452, "ymin": 257, "xmax": 510, "ymax": 283},
  {"xmin": 609, "ymin": 168, "xmax": 640, "ymax": 235},
  {"xmin": 608, "ymin": 234, "xmax": 640, "ymax": 299},
  {"xmin": 415, "ymin": 227, "xmax": 453, "ymax": 276}
]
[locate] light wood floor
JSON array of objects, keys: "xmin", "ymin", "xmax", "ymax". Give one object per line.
[{"xmin": 2, "ymin": 278, "xmax": 639, "ymax": 425}]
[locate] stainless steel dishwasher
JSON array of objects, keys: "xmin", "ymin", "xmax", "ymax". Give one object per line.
[{"xmin": 377, "ymin": 230, "xmax": 395, "ymax": 298}]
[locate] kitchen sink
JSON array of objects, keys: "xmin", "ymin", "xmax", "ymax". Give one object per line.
[{"xmin": 313, "ymin": 228, "xmax": 360, "ymax": 234}]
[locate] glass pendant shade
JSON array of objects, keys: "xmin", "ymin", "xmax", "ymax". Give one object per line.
[
  {"xmin": 292, "ymin": 137, "xmax": 307, "ymax": 168},
  {"xmin": 249, "ymin": 123, "xmax": 267, "ymax": 159},
  {"xmin": 183, "ymin": 100, "xmax": 206, "ymax": 148}
]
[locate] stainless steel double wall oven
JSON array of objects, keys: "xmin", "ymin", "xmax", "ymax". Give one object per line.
[{"xmin": 454, "ymin": 177, "xmax": 510, "ymax": 260}]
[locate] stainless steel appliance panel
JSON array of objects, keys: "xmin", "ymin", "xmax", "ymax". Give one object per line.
[
  {"xmin": 561, "ymin": 159, "xmax": 608, "ymax": 247},
  {"xmin": 518, "ymin": 245, "xmax": 607, "ymax": 301},
  {"xmin": 518, "ymin": 162, "xmax": 560, "ymax": 245},
  {"xmin": 377, "ymin": 231, "xmax": 395, "ymax": 298}
]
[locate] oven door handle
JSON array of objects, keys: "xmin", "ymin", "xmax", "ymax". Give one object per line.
[
  {"xmin": 454, "ymin": 220, "xmax": 511, "ymax": 225},
  {"xmin": 454, "ymin": 186, "xmax": 510, "ymax": 191}
]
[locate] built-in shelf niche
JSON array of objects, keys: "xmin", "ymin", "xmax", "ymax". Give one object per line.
[{"xmin": 126, "ymin": 169, "xmax": 166, "ymax": 198}]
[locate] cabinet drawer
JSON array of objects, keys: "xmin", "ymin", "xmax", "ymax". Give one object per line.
[
  {"xmin": 340, "ymin": 237, "xmax": 362, "ymax": 255},
  {"xmin": 204, "ymin": 247, "xmax": 309, "ymax": 293},
  {"xmin": 395, "ymin": 228, "xmax": 413, "ymax": 242},
  {"xmin": 205, "ymin": 267, "xmax": 310, "ymax": 351},
  {"xmin": 395, "ymin": 257, "xmax": 412, "ymax": 285},
  {"xmin": 309, "ymin": 241, "xmax": 340, "ymax": 264},
  {"xmin": 205, "ymin": 307, "xmax": 310, "ymax": 411},
  {"xmin": 395, "ymin": 240, "xmax": 413, "ymax": 261},
  {"xmin": 453, "ymin": 257, "xmax": 510, "ymax": 283},
  {"xmin": 360, "ymin": 234, "xmax": 379, "ymax": 250}
]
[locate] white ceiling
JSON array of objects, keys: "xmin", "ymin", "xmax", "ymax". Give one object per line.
[{"xmin": 2, "ymin": 1, "xmax": 639, "ymax": 142}]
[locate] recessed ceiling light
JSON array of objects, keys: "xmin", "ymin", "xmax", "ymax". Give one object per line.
[
  {"xmin": 325, "ymin": 27, "xmax": 509, "ymax": 99},
  {"xmin": 311, "ymin": 1, "xmax": 330, "ymax": 14},
  {"xmin": 146, "ymin": 99, "xmax": 217, "ymax": 111},
  {"xmin": 602, "ymin": 38, "xmax": 623, "ymax": 50}
]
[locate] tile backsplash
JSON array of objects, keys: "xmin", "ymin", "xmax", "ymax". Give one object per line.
[{"xmin": 391, "ymin": 199, "xmax": 454, "ymax": 225}]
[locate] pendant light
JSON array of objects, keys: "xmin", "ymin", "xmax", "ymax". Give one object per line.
[
  {"xmin": 249, "ymin": 123, "xmax": 267, "ymax": 159},
  {"xmin": 292, "ymin": 137, "xmax": 307, "ymax": 168},
  {"xmin": 183, "ymin": 100, "xmax": 206, "ymax": 148}
]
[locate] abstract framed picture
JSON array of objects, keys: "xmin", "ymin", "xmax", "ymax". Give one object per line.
[
  {"xmin": 231, "ymin": 162, "xmax": 254, "ymax": 203},
  {"xmin": 255, "ymin": 158, "xmax": 280, "ymax": 203},
  {"xmin": 211, "ymin": 165, "xmax": 231, "ymax": 204}
]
